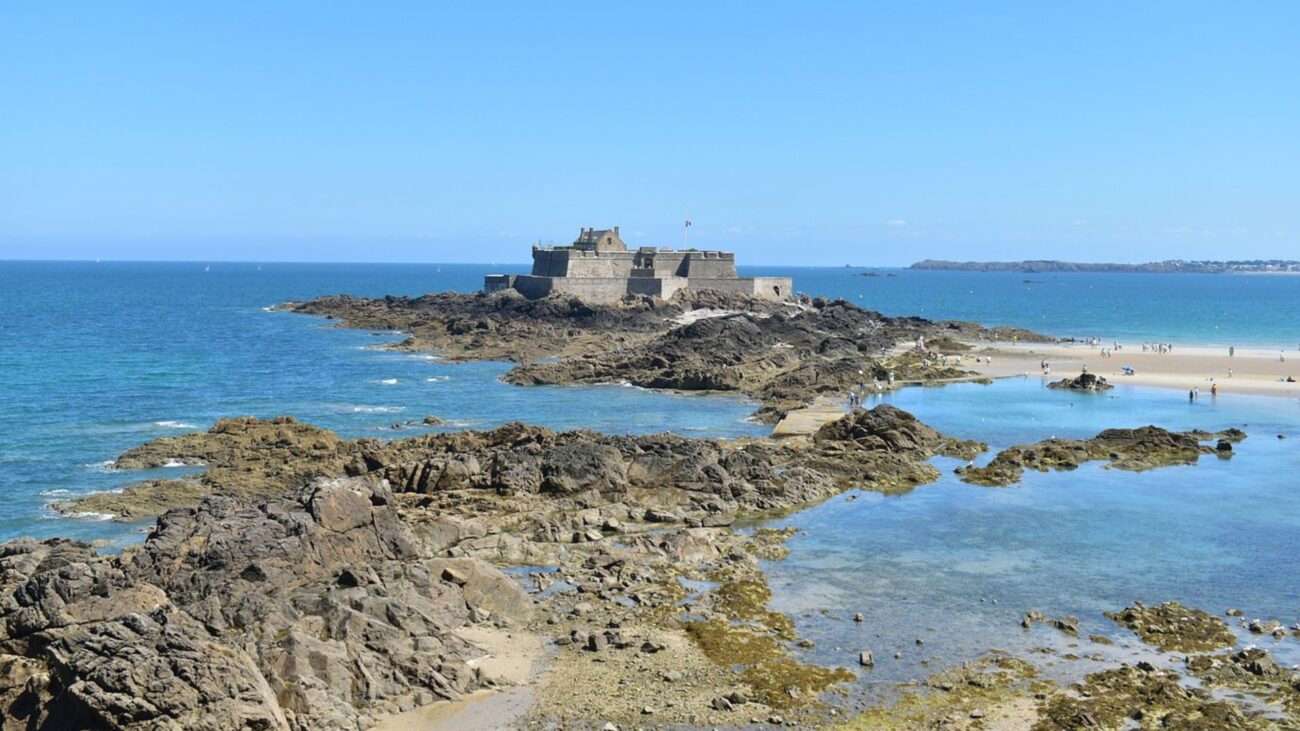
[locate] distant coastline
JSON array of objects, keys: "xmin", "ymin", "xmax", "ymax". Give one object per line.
[{"xmin": 910, "ymin": 258, "xmax": 1300, "ymax": 274}]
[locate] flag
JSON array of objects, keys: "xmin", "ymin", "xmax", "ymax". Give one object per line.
[{"xmin": 684, "ymin": 219, "xmax": 692, "ymax": 227}]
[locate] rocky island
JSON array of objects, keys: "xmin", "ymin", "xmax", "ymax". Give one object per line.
[{"xmin": 280, "ymin": 290, "xmax": 1046, "ymax": 422}]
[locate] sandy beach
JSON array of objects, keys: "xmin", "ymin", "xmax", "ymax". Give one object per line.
[{"xmin": 963, "ymin": 341, "xmax": 1300, "ymax": 399}]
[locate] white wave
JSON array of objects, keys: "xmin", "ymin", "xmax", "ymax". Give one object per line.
[
  {"xmin": 425, "ymin": 376, "xmax": 450, "ymax": 383},
  {"xmin": 154, "ymin": 420, "xmax": 198, "ymax": 429},
  {"xmin": 86, "ymin": 460, "xmax": 118, "ymax": 472},
  {"xmin": 40, "ymin": 489, "xmax": 71, "ymax": 497},
  {"xmin": 409, "ymin": 354, "xmax": 443, "ymax": 361},
  {"xmin": 261, "ymin": 306, "xmax": 275, "ymax": 312},
  {"xmin": 349, "ymin": 405, "xmax": 406, "ymax": 414},
  {"xmin": 376, "ymin": 378, "xmax": 399, "ymax": 385},
  {"xmin": 67, "ymin": 511, "xmax": 115, "ymax": 522},
  {"xmin": 161, "ymin": 459, "xmax": 202, "ymax": 468}
]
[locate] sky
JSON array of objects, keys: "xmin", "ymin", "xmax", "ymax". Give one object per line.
[{"xmin": 1, "ymin": 2, "xmax": 1297, "ymax": 266}]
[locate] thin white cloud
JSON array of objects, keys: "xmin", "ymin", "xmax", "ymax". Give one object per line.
[{"xmin": 885, "ymin": 219, "xmax": 908, "ymax": 227}]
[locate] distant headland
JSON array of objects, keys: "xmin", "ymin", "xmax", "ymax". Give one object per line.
[{"xmin": 910, "ymin": 258, "xmax": 1300, "ymax": 274}]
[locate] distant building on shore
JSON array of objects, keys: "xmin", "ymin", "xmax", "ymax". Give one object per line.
[{"xmin": 484, "ymin": 226, "xmax": 792, "ymax": 303}]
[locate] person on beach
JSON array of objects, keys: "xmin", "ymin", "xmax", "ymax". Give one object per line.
[
  {"xmin": 1211, "ymin": 384, "xmax": 1218, "ymax": 397},
  {"xmin": 1189, "ymin": 389, "xmax": 1195, "ymax": 403},
  {"xmin": 1228, "ymin": 367, "xmax": 1233, "ymax": 378},
  {"xmin": 1229, "ymin": 346, "xmax": 1235, "ymax": 357}
]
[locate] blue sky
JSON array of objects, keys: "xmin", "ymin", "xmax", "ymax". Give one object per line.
[{"xmin": 2, "ymin": 2, "xmax": 1296, "ymax": 265}]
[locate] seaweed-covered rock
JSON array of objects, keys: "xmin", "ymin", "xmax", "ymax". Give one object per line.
[
  {"xmin": 1035, "ymin": 664, "xmax": 1254, "ymax": 730},
  {"xmin": 957, "ymin": 426, "xmax": 1244, "ymax": 487},
  {"xmin": 1104, "ymin": 601, "xmax": 1236, "ymax": 653}
]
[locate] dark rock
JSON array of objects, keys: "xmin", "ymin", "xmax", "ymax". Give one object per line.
[
  {"xmin": 1047, "ymin": 372, "xmax": 1113, "ymax": 391},
  {"xmin": 0, "ymin": 478, "xmax": 532, "ymax": 731}
]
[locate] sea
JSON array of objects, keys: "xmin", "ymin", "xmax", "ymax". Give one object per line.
[{"xmin": 1, "ymin": 260, "xmax": 1298, "ymax": 689}]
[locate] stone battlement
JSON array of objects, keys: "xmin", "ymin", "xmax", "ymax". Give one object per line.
[{"xmin": 484, "ymin": 226, "xmax": 791, "ymax": 303}]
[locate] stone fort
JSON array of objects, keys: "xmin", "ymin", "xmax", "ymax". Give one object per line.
[{"xmin": 484, "ymin": 226, "xmax": 792, "ymax": 303}]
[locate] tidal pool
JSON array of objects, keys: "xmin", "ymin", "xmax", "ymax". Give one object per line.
[{"xmin": 761, "ymin": 378, "xmax": 1300, "ymax": 703}]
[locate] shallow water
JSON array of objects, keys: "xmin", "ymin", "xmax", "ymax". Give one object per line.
[{"xmin": 762, "ymin": 378, "xmax": 1300, "ymax": 698}]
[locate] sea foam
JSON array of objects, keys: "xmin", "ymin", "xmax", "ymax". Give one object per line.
[{"xmin": 349, "ymin": 405, "xmax": 405, "ymax": 414}]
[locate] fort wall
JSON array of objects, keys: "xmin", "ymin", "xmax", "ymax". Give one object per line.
[{"xmin": 487, "ymin": 227, "xmax": 791, "ymax": 303}]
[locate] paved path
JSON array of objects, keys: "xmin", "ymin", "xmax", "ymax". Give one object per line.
[{"xmin": 771, "ymin": 395, "xmax": 849, "ymax": 438}]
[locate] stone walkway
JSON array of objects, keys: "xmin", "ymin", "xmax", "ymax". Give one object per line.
[{"xmin": 771, "ymin": 395, "xmax": 849, "ymax": 438}]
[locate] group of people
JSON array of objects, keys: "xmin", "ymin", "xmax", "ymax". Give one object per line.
[
  {"xmin": 847, "ymin": 371, "xmax": 895, "ymax": 409},
  {"xmin": 1142, "ymin": 342, "xmax": 1174, "ymax": 354},
  {"xmin": 1189, "ymin": 384, "xmax": 1219, "ymax": 402}
]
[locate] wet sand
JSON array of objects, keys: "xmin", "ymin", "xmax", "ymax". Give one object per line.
[
  {"xmin": 371, "ymin": 627, "xmax": 544, "ymax": 731},
  {"xmin": 966, "ymin": 342, "xmax": 1300, "ymax": 398}
]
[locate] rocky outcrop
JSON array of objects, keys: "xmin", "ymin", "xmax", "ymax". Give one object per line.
[
  {"xmin": 283, "ymin": 291, "xmax": 1048, "ymax": 421},
  {"xmin": 505, "ymin": 299, "xmax": 993, "ymax": 421},
  {"xmin": 956, "ymin": 426, "xmax": 1245, "ymax": 486},
  {"xmin": 0, "ymin": 539, "xmax": 288, "ymax": 731},
  {"xmin": 278, "ymin": 289, "xmax": 789, "ymax": 363},
  {"xmin": 813, "ymin": 403, "xmax": 986, "ymax": 460},
  {"xmin": 1, "ymin": 478, "xmax": 531, "ymax": 730},
  {"xmin": 61, "ymin": 404, "xmax": 984, "ymax": 523},
  {"xmin": 1104, "ymin": 601, "xmax": 1237, "ymax": 653},
  {"xmin": 56, "ymin": 417, "xmax": 349, "ymax": 518},
  {"xmin": 1046, "ymin": 372, "xmax": 1113, "ymax": 391}
]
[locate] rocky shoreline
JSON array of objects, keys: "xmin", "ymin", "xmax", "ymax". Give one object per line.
[
  {"xmin": 8, "ymin": 290, "xmax": 1297, "ymax": 729},
  {"xmin": 20, "ymin": 401, "xmax": 1295, "ymax": 729}
]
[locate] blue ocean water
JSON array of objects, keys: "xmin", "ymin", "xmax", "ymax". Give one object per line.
[{"xmin": 756, "ymin": 265, "xmax": 1300, "ymax": 347}]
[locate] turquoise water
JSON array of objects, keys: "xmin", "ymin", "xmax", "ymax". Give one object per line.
[{"xmin": 764, "ymin": 379, "xmax": 1300, "ymax": 696}]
